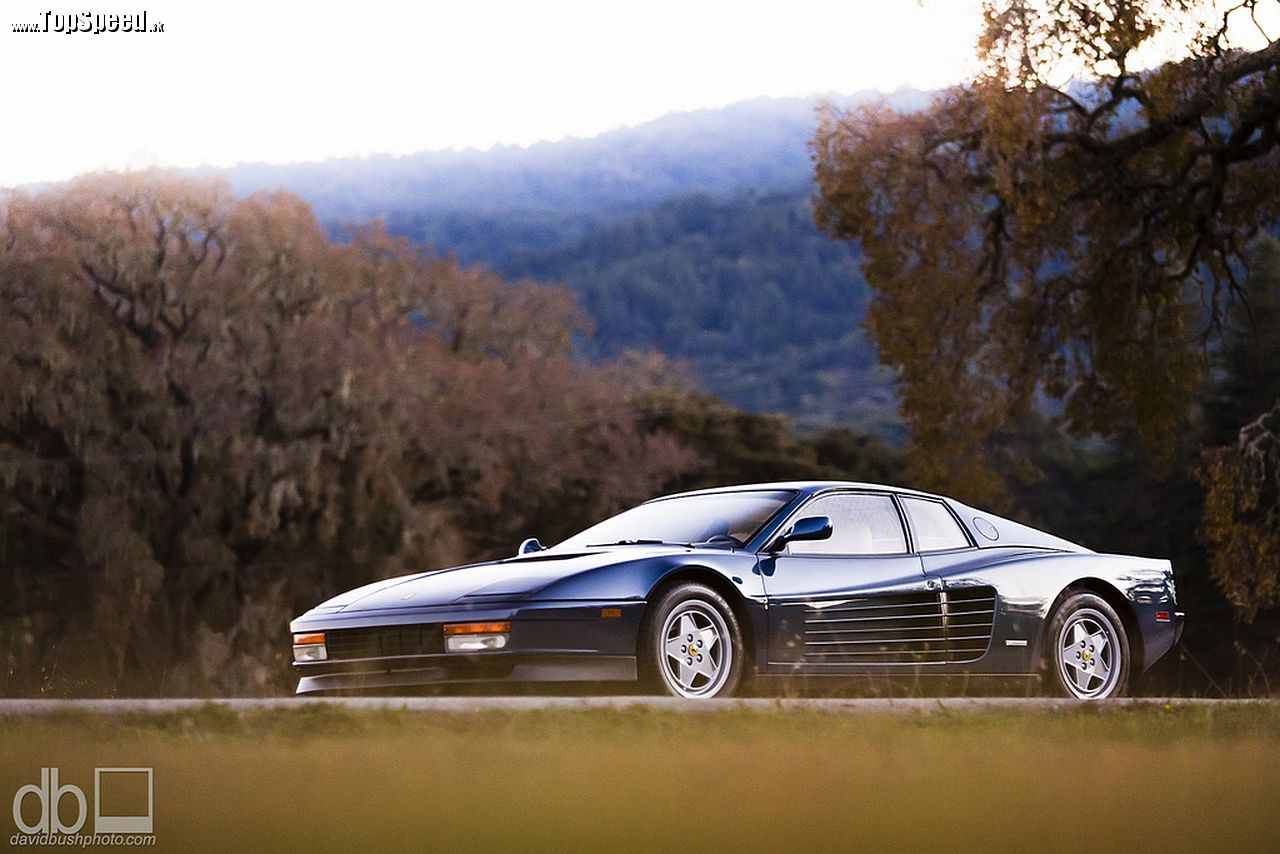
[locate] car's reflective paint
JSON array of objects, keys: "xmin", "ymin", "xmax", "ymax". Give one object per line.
[{"xmin": 290, "ymin": 481, "xmax": 1184, "ymax": 695}]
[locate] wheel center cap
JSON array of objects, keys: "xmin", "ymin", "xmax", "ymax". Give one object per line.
[{"xmin": 1082, "ymin": 649, "xmax": 1093, "ymax": 664}]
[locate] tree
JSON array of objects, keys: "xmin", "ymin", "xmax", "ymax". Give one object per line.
[
  {"xmin": 635, "ymin": 389, "xmax": 903, "ymax": 491},
  {"xmin": 0, "ymin": 173, "xmax": 697, "ymax": 696},
  {"xmin": 1200, "ymin": 402, "xmax": 1280, "ymax": 621},
  {"xmin": 1204, "ymin": 235, "xmax": 1280, "ymax": 443},
  {"xmin": 812, "ymin": 0, "xmax": 1280, "ymax": 506},
  {"xmin": 1198, "ymin": 236, "xmax": 1280, "ymax": 620}
]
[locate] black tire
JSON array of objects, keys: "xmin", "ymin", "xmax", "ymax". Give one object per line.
[
  {"xmin": 639, "ymin": 582, "xmax": 744, "ymax": 699},
  {"xmin": 1045, "ymin": 592, "xmax": 1131, "ymax": 699}
]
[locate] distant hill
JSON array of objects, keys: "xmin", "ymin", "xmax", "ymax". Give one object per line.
[
  {"xmin": 227, "ymin": 97, "xmax": 837, "ymax": 220},
  {"xmin": 214, "ymin": 92, "xmax": 930, "ymax": 437},
  {"xmin": 503, "ymin": 189, "xmax": 900, "ymax": 436},
  {"xmin": 219, "ymin": 91, "xmax": 929, "ymax": 263}
]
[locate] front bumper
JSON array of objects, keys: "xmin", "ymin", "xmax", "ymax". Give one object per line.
[
  {"xmin": 290, "ymin": 599, "xmax": 644, "ymax": 694},
  {"xmin": 295, "ymin": 652, "xmax": 637, "ymax": 694}
]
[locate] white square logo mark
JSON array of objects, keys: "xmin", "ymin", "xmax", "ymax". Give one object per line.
[{"xmin": 93, "ymin": 767, "xmax": 153, "ymax": 834}]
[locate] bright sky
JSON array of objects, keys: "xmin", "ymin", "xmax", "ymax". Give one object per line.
[
  {"xmin": 0, "ymin": 0, "xmax": 987, "ymax": 187},
  {"xmin": 1, "ymin": 1, "xmax": 1274, "ymax": 189}
]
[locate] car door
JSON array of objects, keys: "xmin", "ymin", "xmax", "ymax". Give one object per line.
[
  {"xmin": 898, "ymin": 495, "xmax": 1000, "ymax": 669},
  {"xmin": 761, "ymin": 491, "xmax": 941, "ymax": 672}
]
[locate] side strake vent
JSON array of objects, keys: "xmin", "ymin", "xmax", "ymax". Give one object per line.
[
  {"xmin": 802, "ymin": 586, "xmax": 997, "ymax": 665},
  {"xmin": 803, "ymin": 592, "xmax": 947, "ymax": 664},
  {"xmin": 942, "ymin": 585, "xmax": 997, "ymax": 663}
]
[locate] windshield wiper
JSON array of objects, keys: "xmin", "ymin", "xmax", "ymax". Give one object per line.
[
  {"xmin": 693, "ymin": 534, "xmax": 743, "ymax": 548},
  {"xmin": 586, "ymin": 539, "xmax": 688, "ymax": 547}
]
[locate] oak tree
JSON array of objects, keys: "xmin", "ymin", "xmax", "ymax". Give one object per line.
[
  {"xmin": 0, "ymin": 173, "xmax": 696, "ymax": 695},
  {"xmin": 813, "ymin": 0, "xmax": 1280, "ymax": 506}
]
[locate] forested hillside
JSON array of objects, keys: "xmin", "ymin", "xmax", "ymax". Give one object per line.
[
  {"xmin": 217, "ymin": 95, "xmax": 925, "ymax": 436},
  {"xmin": 503, "ymin": 190, "xmax": 898, "ymax": 434},
  {"xmin": 221, "ymin": 96, "xmax": 887, "ymax": 228}
]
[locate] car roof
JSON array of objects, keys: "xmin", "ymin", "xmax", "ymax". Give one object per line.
[
  {"xmin": 649, "ymin": 481, "xmax": 947, "ymax": 502},
  {"xmin": 647, "ymin": 481, "xmax": 1089, "ymax": 553}
]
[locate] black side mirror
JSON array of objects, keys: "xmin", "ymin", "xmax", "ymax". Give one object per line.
[
  {"xmin": 517, "ymin": 537, "xmax": 545, "ymax": 556},
  {"xmin": 770, "ymin": 516, "xmax": 833, "ymax": 551}
]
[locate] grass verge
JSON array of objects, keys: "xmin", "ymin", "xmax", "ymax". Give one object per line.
[{"xmin": 1, "ymin": 702, "xmax": 1277, "ymax": 851}]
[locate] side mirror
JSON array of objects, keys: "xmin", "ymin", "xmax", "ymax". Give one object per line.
[
  {"xmin": 517, "ymin": 537, "xmax": 545, "ymax": 556},
  {"xmin": 770, "ymin": 516, "xmax": 832, "ymax": 552}
]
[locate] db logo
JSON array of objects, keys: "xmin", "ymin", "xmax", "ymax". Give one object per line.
[{"xmin": 12, "ymin": 767, "xmax": 153, "ymax": 835}]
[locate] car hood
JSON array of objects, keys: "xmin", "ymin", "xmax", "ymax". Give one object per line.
[{"xmin": 312, "ymin": 545, "xmax": 711, "ymax": 612}]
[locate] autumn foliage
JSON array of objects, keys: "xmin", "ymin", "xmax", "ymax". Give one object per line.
[
  {"xmin": 0, "ymin": 173, "xmax": 700, "ymax": 695},
  {"xmin": 813, "ymin": 0, "xmax": 1280, "ymax": 506},
  {"xmin": 1200, "ymin": 403, "xmax": 1280, "ymax": 622}
]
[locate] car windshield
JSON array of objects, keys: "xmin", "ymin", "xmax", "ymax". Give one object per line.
[{"xmin": 553, "ymin": 490, "xmax": 794, "ymax": 550}]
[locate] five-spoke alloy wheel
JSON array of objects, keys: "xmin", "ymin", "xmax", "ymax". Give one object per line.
[
  {"xmin": 1047, "ymin": 592, "xmax": 1130, "ymax": 699},
  {"xmin": 643, "ymin": 583, "xmax": 743, "ymax": 698}
]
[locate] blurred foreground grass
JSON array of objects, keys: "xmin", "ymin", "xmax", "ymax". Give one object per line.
[{"xmin": 1, "ymin": 702, "xmax": 1278, "ymax": 852}]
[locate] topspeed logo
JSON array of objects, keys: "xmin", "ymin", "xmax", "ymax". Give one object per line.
[{"xmin": 12, "ymin": 767, "xmax": 153, "ymax": 840}]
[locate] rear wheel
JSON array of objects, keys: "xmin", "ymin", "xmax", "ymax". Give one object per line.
[
  {"xmin": 1047, "ymin": 592, "xmax": 1130, "ymax": 699},
  {"xmin": 641, "ymin": 583, "xmax": 744, "ymax": 699}
]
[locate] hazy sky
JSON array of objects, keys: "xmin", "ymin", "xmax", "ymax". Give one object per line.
[
  {"xmin": 0, "ymin": 0, "xmax": 989, "ymax": 187},
  {"xmin": 1, "ymin": 1, "xmax": 1274, "ymax": 188}
]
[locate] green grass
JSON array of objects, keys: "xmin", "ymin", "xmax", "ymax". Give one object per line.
[{"xmin": 2, "ymin": 703, "xmax": 1278, "ymax": 852}]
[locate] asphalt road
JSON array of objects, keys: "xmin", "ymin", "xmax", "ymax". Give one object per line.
[{"xmin": 0, "ymin": 696, "xmax": 1270, "ymax": 715}]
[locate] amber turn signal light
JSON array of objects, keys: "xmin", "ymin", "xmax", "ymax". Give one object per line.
[
  {"xmin": 444, "ymin": 621, "xmax": 511, "ymax": 652},
  {"xmin": 292, "ymin": 632, "xmax": 327, "ymax": 663},
  {"xmin": 443, "ymin": 621, "xmax": 512, "ymax": 636}
]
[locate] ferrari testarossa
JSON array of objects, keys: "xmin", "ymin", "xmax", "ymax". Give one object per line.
[{"xmin": 291, "ymin": 481, "xmax": 1184, "ymax": 699}]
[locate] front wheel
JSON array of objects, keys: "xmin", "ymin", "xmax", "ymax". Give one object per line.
[
  {"xmin": 641, "ymin": 583, "xmax": 744, "ymax": 699},
  {"xmin": 1047, "ymin": 592, "xmax": 1131, "ymax": 699}
]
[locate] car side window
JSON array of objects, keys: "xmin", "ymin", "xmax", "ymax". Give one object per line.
[
  {"xmin": 786, "ymin": 493, "xmax": 907, "ymax": 556},
  {"xmin": 900, "ymin": 497, "xmax": 970, "ymax": 552}
]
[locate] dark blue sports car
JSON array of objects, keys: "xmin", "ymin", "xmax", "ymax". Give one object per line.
[{"xmin": 290, "ymin": 482, "xmax": 1184, "ymax": 699}]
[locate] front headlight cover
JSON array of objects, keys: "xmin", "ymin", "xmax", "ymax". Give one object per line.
[
  {"xmin": 445, "ymin": 632, "xmax": 509, "ymax": 652},
  {"xmin": 293, "ymin": 632, "xmax": 327, "ymax": 662},
  {"xmin": 444, "ymin": 621, "xmax": 511, "ymax": 653}
]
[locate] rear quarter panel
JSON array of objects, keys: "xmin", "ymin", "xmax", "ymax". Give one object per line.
[{"xmin": 921, "ymin": 548, "xmax": 1179, "ymax": 675}]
